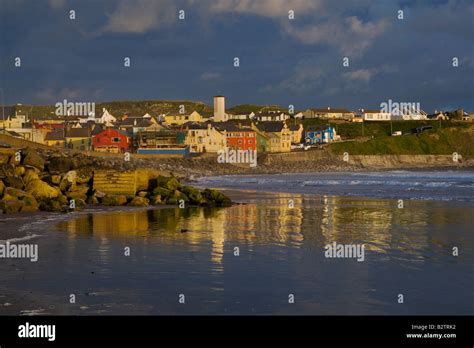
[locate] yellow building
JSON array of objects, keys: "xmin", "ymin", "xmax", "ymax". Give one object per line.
[
  {"xmin": 44, "ymin": 131, "xmax": 65, "ymax": 147},
  {"xmin": 251, "ymin": 122, "xmax": 291, "ymax": 153},
  {"xmin": 65, "ymin": 128, "xmax": 91, "ymax": 151},
  {"xmin": 164, "ymin": 111, "xmax": 203, "ymax": 126},
  {"xmin": 0, "ymin": 115, "xmax": 27, "ymax": 129},
  {"xmin": 288, "ymin": 124, "xmax": 304, "ymax": 143},
  {"xmin": 184, "ymin": 122, "xmax": 226, "ymax": 153}
]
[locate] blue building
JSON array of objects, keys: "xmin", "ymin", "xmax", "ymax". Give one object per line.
[{"xmin": 305, "ymin": 126, "xmax": 336, "ymax": 144}]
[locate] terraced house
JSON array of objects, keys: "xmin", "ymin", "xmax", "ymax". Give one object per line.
[
  {"xmin": 183, "ymin": 122, "xmax": 226, "ymax": 153},
  {"xmin": 44, "ymin": 131, "xmax": 65, "ymax": 147},
  {"xmin": 303, "ymin": 107, "xmax": 354, "ymax": 120},
  {"xmin": 164, "ymin": 111, "xmax": 203, "ymax": 126},
  {"xmin": 65, "ymin": 128, "xmax": 91, "ymax": 151},
  {"xmin": 92, "ymin": 128, "xmax": 130, "ymax": 153},
  {"xmin": 251, "ymin": 122, "xmax": 292, "ymax": 153},
  {"xmin": 213, "ymin": 122, "xmax": 257, "ymax": 152}
]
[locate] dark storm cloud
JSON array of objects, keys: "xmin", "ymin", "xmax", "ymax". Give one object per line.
[{"xmin": 0, "ymin": 0, "xmax": 472, "ymax": 112}]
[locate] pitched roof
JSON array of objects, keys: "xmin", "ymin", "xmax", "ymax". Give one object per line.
[
  {"xmin": 254, "ymin": 121, "xmax": 286, "ymax": 133},
  {"xmin": 288, "ymin": 124, "xmax": 301, "ymax": 131},
  {"xmin": 362, "ymin": 109, "xmax": 384, "ymax": 113},
  {"xmin": 45, "ymin": 131, "xmax": 65, "ymax": 141},
  {"xmin": 117, "ymin": 118, "xmax": 152, "ymax": 127},
  {"xmin": 306, "ymin": 125, "xmax": 332, "ymax": 132},
  {"xmin": 256, "ymin": 111, "xmax": 285, "ymax": 117},
  {"xmin": 66, "ymin": 128, "xmax": 90, "ymax": 138},
  {"xmin": 211, "ymin": 121, "xmax": 242, "ymax": 132},
  {"xmin": 91, "ymin": 124, "xmax": 105, "ymax": 135},
  {"xmin": 310, "ymin": 108, "xmax": 352, "ymax": 114},
  {"xmin": 183, "ymin": 121, "xmax": 209, "ymax": 130}
]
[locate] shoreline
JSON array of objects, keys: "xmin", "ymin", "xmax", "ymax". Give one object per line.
[
  {"xmin": 1, "ymin": 187, "xmax": 472, "ymax": 315},
  {"xmin": 185, "ymin": 165, "xmax": 474, "ymax": 181}
]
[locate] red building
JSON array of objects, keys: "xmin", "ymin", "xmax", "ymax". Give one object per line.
[
  {"xmin": 92, "ymin": 128, "xmax": 130, "ymax": 153},
  {"xmin": 217, "ymin": 123, "xmax": 257, "ymax": 151}
]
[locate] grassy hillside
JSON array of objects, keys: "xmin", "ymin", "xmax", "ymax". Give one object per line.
[
  {"xmin": 227, "ymin": 104, "xmax": 286, "ymax": 114},
  {"xmin": 302, "ymin": 119, "xmax": 470, "ymax": 138},
  {"xmin": 11, "ymin": 100, "xmax": 214, "ymax": 119},
  {"xmin": 330, "ymin": 126, "xmax": 474, "ymax": 156}
]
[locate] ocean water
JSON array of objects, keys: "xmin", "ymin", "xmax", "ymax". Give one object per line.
[
  {"xmin": 195, "ymin": 170, "xmax": 474, "ymax": 202},
  {"xmin": 0, "ymin": 171, "xmax": 472, "ymax": 315}
]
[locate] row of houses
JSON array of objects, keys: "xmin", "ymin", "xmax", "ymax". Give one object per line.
[{"xmin": 36, "ymin": 120, "xmax": 328, "ymax": 155}]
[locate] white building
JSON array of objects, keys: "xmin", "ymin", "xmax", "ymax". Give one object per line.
[
  {"xmin": 254, "ymin": 111, "xmax": 289, "ymax": 122},
  {"xmin": 361, "ymin": 109, "xmax": 391, "ymax": 121},
  {"xmin": 97, "ymin": 108, "xmax": 117, "ymax": 126},
  {"xmin": 227, "ymin": 112, "xmax": 255, "ymax": 120}
]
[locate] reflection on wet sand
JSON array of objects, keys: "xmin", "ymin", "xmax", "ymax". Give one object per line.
[
  {"xmin": 57, "ymin": 193, "xmax": 473, "ymax": 268},
  {"xmin": 0, "ymin": 190, "xmax": 471, "ymax": 315}
]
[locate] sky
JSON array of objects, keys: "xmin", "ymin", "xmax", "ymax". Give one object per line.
[{"xmin": 1, "ymin": 0, "xmax": 473, "ymax": 112}]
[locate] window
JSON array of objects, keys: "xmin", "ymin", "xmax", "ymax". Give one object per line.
[
  {"xmin": 112, "ymin": 137, "xmax": 120, "ymax": 143},
  {"xmin": 248, "ymin": 140, "xmax": 252, "ymax": 144}
]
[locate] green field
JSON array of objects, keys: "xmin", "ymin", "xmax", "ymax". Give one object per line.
[
  {"xmin": 329, "ymin": 126, "xmax": 474, "ymax": 156},
  {"xmin": 301, "ymin": 119, "xmax": 470, "ymax": 138}
]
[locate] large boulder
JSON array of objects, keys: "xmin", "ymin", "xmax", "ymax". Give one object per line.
[
  {"xmin": 47, "ymin": 156, "xmax": 75, "ymax": 173},
  {"xmin": 150, "ymin": 194, "xmax": 163, "ymax": 205},
  {"xmin": 4, "ymin": 175, "xmax": 24, "ymax": 190},
  {"xmin": 201, "ymin": 189, "xmax": 232, "ymax": 207},
  {"xmin": 14, "ymin": 166, "xmax": 25, "ymax": 176},
  {"xmin": 26, "ymin": 179, "xmax": 60, "ymax": 199},
  {"xmin": 0, "ymin": 163, "xmax": 15, "ymax": 177},
  {"xmin": 23, "ymin": 168, "xmax": 40, "ymax": 185},
  {"xmin": 66, "ymin": 185, "xmax": 89, "ymax": 201},
  {"xmin": 165, "ymin": 177, "xmax": 181, "ymax": 191},
  {"xmin": 21, "ymin": 194, "xmax": 39, "ymax": 210},
  {"xmin": 101, "ymin": 194, "xmax": 127, "ymax": 206},
  {"xmin": 59, "ymin": 170, "xmax": 77, "ymax": 192},
  {"xmin": 4, "ymin": 187, "xmax": 31, "ymax": 199},
  {"xmin": 150, "ymin": 176, "xmax": 181, "ymax": 191},
  {"xmin": 153, "ymin": 187, "xmax": 172, "ymax": 199},
  {"xmin": 181, "ymin": 186, "xmax": 204, "ymax": 204},
  {"xmin": 3, "ymin": 188, "xmax": 38, "ymax": 212},
  {"xmin": 136, "ymin": 169, "xmax": 150, "ymax": 191},
  {"xmin": 22, "ymin": 148, "xmax": 45, "ymax": 171},
  {"xmin": 0, "ymin": 153, "xmax": 9, "ymax": 164},
  {"xmin": 127, "ymin": 196, "xmax": 149, "ymax": 207},
  {"xmin": 0, "ymin": 196, "xmax": 24, "ymax": 213},
  {"xmin": 51, "ymin": 175, "xmax": 62, "ymax": 185},
  {"xmin": 8, "ymin": 152, "xmax": 21, "ymax": 165},
  {"xmin": 38, "ymin": 198, "xmax": 64, "ymax": 212},
  {"xmin": 76, "ymin": 167, "xmax": 93, "ymax": 184}
]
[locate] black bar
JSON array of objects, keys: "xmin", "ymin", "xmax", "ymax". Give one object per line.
[{"xmin": 0, "ymin": 316, "xmax": 472, "ymax": 346}]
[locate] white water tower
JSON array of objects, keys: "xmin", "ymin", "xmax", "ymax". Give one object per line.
[{"xmin": 214, "ymin": 95, "xmax": 227, "ymax": 122}]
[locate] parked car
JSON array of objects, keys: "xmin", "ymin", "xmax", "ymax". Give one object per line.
[
  {"xmin": 291, "ymin": 143, "xmax": 304, "ymax": 150},
  {"xmin": 392, "ymin": 131, "xmax": 402, "ymax": 136},
  {"xmin": 411, "ymin": 125, "xmax": 433, "ymax": 134}
]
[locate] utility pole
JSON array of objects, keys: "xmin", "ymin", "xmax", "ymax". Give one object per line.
[{"xmin": 1, "ymin": 88, "xmax": 5, "ymax": 131}]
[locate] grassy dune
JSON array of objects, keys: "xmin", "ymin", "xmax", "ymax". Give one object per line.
[{"xmin": 330, "ymin": 126, "xmax": 474, "ymax": 156}]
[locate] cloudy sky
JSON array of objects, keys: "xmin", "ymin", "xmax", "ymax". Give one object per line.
[{"xmin": 1, "ymin": 0, "xmax": 473, "ymax": 112}]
